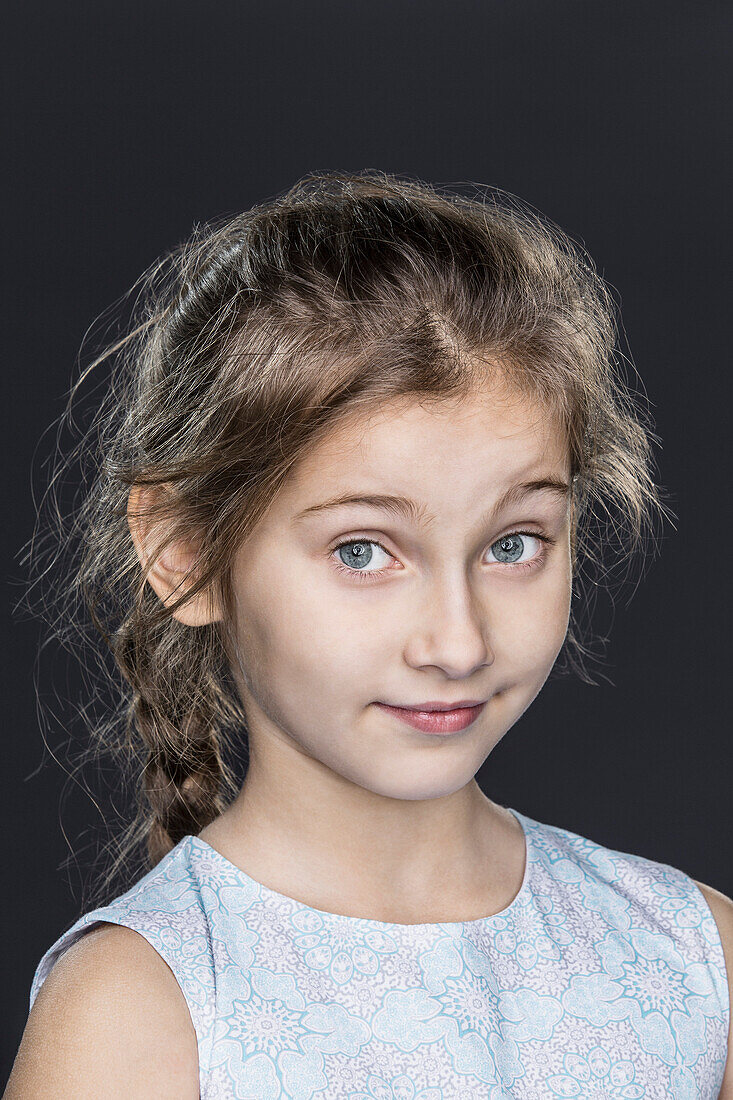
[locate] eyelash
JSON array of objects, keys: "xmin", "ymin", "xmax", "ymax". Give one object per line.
[{"xmin": 330, "ymin": 530, "xmax": 555, "ymax": 585}]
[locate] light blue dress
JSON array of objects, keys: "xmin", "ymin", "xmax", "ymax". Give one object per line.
[{"xmin": 28, "ymin": 807, "xmax": 729, "ymax": 1098}]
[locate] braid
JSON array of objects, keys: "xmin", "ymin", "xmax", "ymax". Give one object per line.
[
  {"xmin": 141, "ymin": 716, "xmax": 227, "ymax": 865},
  {"xmin": 113, "ymin": 597, "xmax": 241, "ymax": 869}
]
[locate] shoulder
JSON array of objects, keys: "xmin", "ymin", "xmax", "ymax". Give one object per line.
[
  {"xmin": 6, "ymin": 922, "xmax": 199, "ymax": 1099},
  {"xmin": 691, "ymin": 879, "xmax": 733, "ymax": 1097}
]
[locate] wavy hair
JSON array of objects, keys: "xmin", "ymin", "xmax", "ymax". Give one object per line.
[{"xmin": 17, "ymin": 169, "xmax": 674, "ymax": 908}]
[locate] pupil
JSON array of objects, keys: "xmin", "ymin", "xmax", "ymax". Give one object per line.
[
  {"xmin": 340, "ymin": 541, "xmax": 373, "ymax": 569},
  {"xmin": 494, "ymin": 533, "xmax": 523, "ymax": 563}
]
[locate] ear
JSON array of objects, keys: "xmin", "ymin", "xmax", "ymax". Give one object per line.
[{"xmin": 127, "ymin": 484, "xmax": 223, "ymax": 627}]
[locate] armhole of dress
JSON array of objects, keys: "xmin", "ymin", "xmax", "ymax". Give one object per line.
[
  {"xmin": 29, "ymin": 915, "xmax": 208, "ymax": 1098},
  {"xmin": 683, "ymin": 873, "xmax": 731, "ymax": 1055}
]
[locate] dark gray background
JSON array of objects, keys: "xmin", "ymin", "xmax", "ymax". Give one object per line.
[{"xmin": 4, "ymin": 0, "xmax": 731, "ymax": 1083}]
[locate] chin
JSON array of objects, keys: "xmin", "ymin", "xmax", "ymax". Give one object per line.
[{"xmin": 351, "ymin": 766, "xmax": 472, "ymax": 804}]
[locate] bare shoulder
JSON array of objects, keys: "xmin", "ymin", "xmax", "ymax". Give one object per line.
[
  {"xmin": 5, "ymin": 921, "xmax": 199, "ymax": 1099},
  {"xmin": 690, "ymin": 879, "xmax": 733, "ymax": 1098}
]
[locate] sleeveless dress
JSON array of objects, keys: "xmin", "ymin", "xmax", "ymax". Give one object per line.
[{"xmin": 28, "ymin": 806, "xmax": 729, "ymax": 1099}]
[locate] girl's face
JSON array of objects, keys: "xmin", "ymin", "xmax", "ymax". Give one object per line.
[{"xmin": 228, "ymin": 386, "xmax": 573, "ymax": 802}]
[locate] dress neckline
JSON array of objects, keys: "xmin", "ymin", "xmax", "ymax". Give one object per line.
[{"xmin": 185, "ymin": 805, "xmax": 533, "ymax": 933}]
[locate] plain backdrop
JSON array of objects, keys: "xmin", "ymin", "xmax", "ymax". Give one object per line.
[{"xmin": 3, "ymin": 0, "xmax": 731, "ymax": 1083}]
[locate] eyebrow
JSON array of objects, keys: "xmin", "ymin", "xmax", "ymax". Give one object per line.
[{"xmin": 294, "ymin": 476, "xmax": 572, "ymax": 525}]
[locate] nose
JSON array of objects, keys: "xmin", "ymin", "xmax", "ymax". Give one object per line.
[{"xmin": 403, "ymin": 578, "xmax": 493, "ymax": 678}]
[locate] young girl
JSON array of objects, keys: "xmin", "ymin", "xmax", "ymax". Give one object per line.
[{"xmin": 8, "ymin": 171, "xmax": 731, "ymax": 1099}]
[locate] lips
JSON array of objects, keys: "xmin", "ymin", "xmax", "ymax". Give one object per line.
[
  {"xmin": 374, "ymin": 700, "xmax": 487, "ymax": 734},
  {"xmin": 384, "ymin": 699, "xmax": 487, "ymax": 712}
]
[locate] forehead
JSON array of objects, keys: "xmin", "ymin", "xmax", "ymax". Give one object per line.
[{"xmin": 289, "ymin": 389, "xmax": 569, "ymax": 497}]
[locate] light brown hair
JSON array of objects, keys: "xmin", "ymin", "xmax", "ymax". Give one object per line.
[{"xmin": 18, "ymin": 170, "xmax": 674, "ymax": 907}]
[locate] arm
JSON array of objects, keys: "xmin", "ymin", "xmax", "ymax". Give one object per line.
[
  {"xmin": 4, "ymin": 922, "xmax": 200, "ymax": 1099},
  {"xmin": 692, "ymin": 880, "xmax": 733, "ymax": 1099}
]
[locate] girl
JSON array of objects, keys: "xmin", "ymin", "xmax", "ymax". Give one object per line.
[{"xmin": 8, "ymin": 171, "xmax": 731, "ymax": 1099}]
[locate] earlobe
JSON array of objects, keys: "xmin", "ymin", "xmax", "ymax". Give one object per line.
[{"xmin": 126, "ymin": 485, "xmax": 223, "ymax": 627}]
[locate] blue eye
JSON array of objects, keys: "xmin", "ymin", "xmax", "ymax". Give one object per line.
[
  {"xmin": 333, "ymin": 540, "xmax": 391, "ymax": 573},
  {"xmin": 331, "ymin": 531, "xmax": 555, "ymax": 584},
  {"xmin": 490, "ymin": 533, "xmax": 536, "ymax": 565}
]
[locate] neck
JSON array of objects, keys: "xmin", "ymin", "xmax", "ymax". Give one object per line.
[{"xmin": 197, "ymin": 739, "xmax": 522, "ymax": 923}]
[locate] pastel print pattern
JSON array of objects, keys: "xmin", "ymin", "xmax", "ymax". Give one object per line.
[{"xmin": 29, "ymin": 809, "xmax": 729, "ymax": 1098}]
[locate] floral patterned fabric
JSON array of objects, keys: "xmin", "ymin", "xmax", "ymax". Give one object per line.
[{"xmin": 29, "ymin": 807, "xmax": 729, "ymax": 1098}]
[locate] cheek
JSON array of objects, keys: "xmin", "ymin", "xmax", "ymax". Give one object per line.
[
  {"xmin": 234, "ymin": 560, "xmax": 364, "ymax": 689},
  {"xmin": 499, "ymin": 570, "xmax": 572, "ymax": 664}
]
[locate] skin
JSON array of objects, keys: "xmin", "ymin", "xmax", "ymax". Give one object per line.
[{"xmin": 129, "ymin": 384, "xmax": 575, "ymax": 924}]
